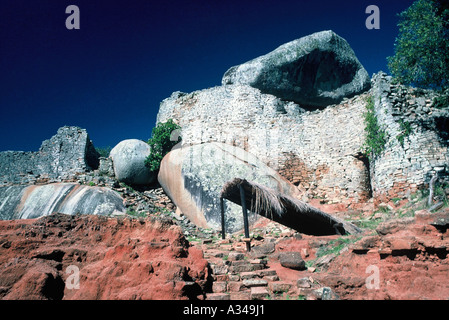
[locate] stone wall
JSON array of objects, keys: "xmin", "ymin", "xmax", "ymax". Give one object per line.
[
  {"xmin": 0, "ymin": 126, "xmax": 100, "ymax": 186},
  {"xmin": 157, "ymin": 85, "xmax": 371, "ymax": 206},
  {"xmin": 370, "ymin": 72, "xmax": 449, "ymax": 202},
  {"xmin": 157, "ymin": 74, "xmax": 449, "ymax": 206}
]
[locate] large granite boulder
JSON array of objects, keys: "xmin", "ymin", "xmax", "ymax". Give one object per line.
[
  {"xmin": 110, "ymin": 139, "xmax": 155, "ymax": 185},
  {"xmin": 222, "ymin": 30, "xmax": 370, "ymax": 108},
  {"xmin": 0, "ymin": 183, "xmax": 126, "ymax": 220},
  {"xmin": 158, "ymin": 142, "xmax": 299, "ymax": 233}
]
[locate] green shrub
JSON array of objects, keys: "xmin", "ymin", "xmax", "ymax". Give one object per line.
[
  {"xmin": 396, "ymin": 119, "xmax": 413, "ymax": 147},
  {"xmin": 433, "ymin": 90, "xmax": 449, "ymax": 109},
  {"xmin": 145, "ymin": 119, "xmax": 181, "ymax": 172},
  {"xmin": 362, "ymin": 96, "xmax": 388, "ymax": 160},
  {"xmin": 95, "ymin": 146, "xmax": 112, "ymax": 158}
]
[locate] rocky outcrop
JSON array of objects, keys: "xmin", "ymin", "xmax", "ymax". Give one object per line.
[
  {"xmin": 0, "ymin": 183, "xmax": 126, "ymax": 220},
  {"xmin": 0, "ymin": 126, "xmax": 100, "ymax": 186},
  {"xmin": 222, "ymin": 30, "xmax": 370, "ymax": 108},
  {"xmin": 0, "ymin": 213, "xmax": 210, "ymax": 300},
  {"xmin": 158, "ymin": 142, "xmax": 299, "ymax": 233},
  {"xmin": 110, "ymin": 139, "xmax": 155, "ymax": 186}
]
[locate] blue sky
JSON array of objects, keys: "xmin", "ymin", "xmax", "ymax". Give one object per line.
[{"xmin": 0, "ymin": 0, "xmax": 415, "ymax": 151}]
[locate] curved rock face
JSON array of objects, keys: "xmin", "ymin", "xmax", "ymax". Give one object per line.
[
  {"xmin": 110, "ymin": 139, "xmax": 155, "ymax": 186},
  {"xmin": 0, "ymin": 183, "xmax": 126, "ymax": 220},
  {"xmin": 158, "ymin": 142, "xmax": 299, "ymax": 233},
  {"xmin": 222, "ymin": 30, "xmax": 370, "ymax": 108}
]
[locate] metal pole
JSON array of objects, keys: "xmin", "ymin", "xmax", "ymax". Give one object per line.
[
  {"xmin": 239, "ymin": 184, "xmax": 251, "ymax": 252},
  {"xmin": 220, "ymin": 197, "xmax": 225, "ymax": 239}
]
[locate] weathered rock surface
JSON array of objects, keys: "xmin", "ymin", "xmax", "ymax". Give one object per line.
[
  {"xmin": 279, "ymin": 252, "xmax": 306, "ymax": 270},
  {"xmin": 322, "ymin": 209, "xmax": 449, "ymax": 300},
  {"xmin": 222, "ymin": 30, "xmax": 370, "ymax": 107},
  {"xmin": 0, "ymin": 183, "xmax": 126, "ymax": 220},
  {"xmin": 110, "ymin": 139, "xmax": 155, "ymax": 186},
  {"xmin": 98, "ymin": 157, "xmax": 115, "ymax": 177},
  {"xmin": 0, "ymin": 126, "xmax": 99, "ymax": 186},
  {"xmin": 158, "ymin": 142, "xmax": 299, "ymax": 233},
  {"xmin": 0, "ymin": 213, "xmax": 210, "ymax": 300}
]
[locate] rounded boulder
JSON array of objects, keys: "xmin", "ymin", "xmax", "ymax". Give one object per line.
[
  {"xmin": 222, "ymin": 30, "xmax": 371, "ymax": 108},
  {"xmin": 279, "ymin": 252, "xmax": 306, "ymax": 270},
  {"xmin": 110, "ymin": 139, "xmax": 155, "ymax": 185}
]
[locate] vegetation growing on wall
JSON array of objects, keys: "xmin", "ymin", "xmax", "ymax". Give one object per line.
[
  {"xmin": 396, "ymin": 119, "xmax": 413, "ymax": 148},
  {"xmin": 362, "ymin": 95, "xmax": 388, "ymax": 160},
  {"xmin": 433, "ymin": 90, "xmax": 449, "ymax": 109},
  {"xmin": 95, "ymin": 146, "xmax": 112, "ymax": 158}
]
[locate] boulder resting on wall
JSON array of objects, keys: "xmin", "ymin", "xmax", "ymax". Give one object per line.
[
  {"xmin": 158, "ymin": 142, "xmax": 299, "ymax": 233},
  {"xmin": 222, "ymin": 30, "xmax": 370, "ymax": 108}
]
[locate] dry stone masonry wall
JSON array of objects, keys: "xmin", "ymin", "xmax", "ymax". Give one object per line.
[
  {"xmin": 0, "ymin": 126, "xmax": 100, "ymax": 186},
  {"xmin": 370, "ymin": 72, "xmax": 449, "ymax": 202},
  {"xmin": 158, "ymin": 72, "xmax": 449, "ymax": 206},
  {"xmin": 157, "ymin": 84, "xmax": 371, "ymax": 207}
]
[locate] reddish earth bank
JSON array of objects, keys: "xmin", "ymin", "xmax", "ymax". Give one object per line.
[
  {"xmin": 271, "ymin": 209, "xmax": 449, "ymax": 300},
  {"xmin": 0, "ymin": 214, "xmax": 210, "ymax": 300},
  {"xmin": 324, "ymin": 210, "xmax": 449, "ymax": 300},
  {"xmin": 1, "ymin": 209, "xmax": 448, "ymax": 300},
  {"xmin": 215, "ymin": 203, "xmax": 448, "ymax": 300}
]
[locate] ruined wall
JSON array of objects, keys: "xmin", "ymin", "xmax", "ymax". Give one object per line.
[
  {"xmin": 0, "ymin": 126, "xmax": 100, "ymax": 186},
  {"xmin": 158, "ymin": 74, "xmax": 449, "ymax": 206},
  {"xmin": 370, "ymin": 72, "xmax": 449, "ymax": 202},
  {"xmin": 157, "ymin": 85, "xmax": 371, "ymax": 206}
]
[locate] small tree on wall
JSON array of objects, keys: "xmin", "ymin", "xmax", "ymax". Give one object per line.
[
  {"xmin": 362, "ymin": 95, "xmax": 388, "ymax": 161},
  {"xmin": 145, "ymin": 119, "xmax": 181, "ymax": 172}
]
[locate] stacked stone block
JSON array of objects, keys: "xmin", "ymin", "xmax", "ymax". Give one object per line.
[{"xmin": 370, "ymin": 72, "xmax": 449, "ymax": 202}]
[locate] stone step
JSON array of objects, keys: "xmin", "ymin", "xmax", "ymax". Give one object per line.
[
  {"xmin": 227, "ymin": 281, "xmax": 246, "ymax": 292},
  {"xmin": 257, "ymin": 269, "xmax": 277, "ymax": 277},
  {"xmin": 242, "ymin": 279, "xmax": 268, "ymax": 288},
  {"xmin": 229, "ymin": 263, "xmax": 265, "ymax": 273},
  {"xmin": 268, "ymin": 281, "xmax": 292, "ymax": 294},
  {"xmin": 202, "ymin": 240, "xmax": 317, "ymax": 300},
  {"xmin": 240, "ymin": 271, "xmax": 259, "ymax": 279},
  {"xmin": 250, "ymin": 287, "xmax": 270, "ymax": 300},
  {"xmin": 207, "ymin": 293, "xmax": 230, "ymax": 300},
  {"xmin": 210, "ymin": 263, "xmax": 229, "ymax": 275},
  {"xmin": 228, "ymin": 252, "xmax": 245, "ymax": 261},
  {"xmin": 212, "ymin": 281, "xmax": 228, "ymax": 293},
  {"xmin": 230, "ymin": 291, "xmax": 251, "ymax": 300}
]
